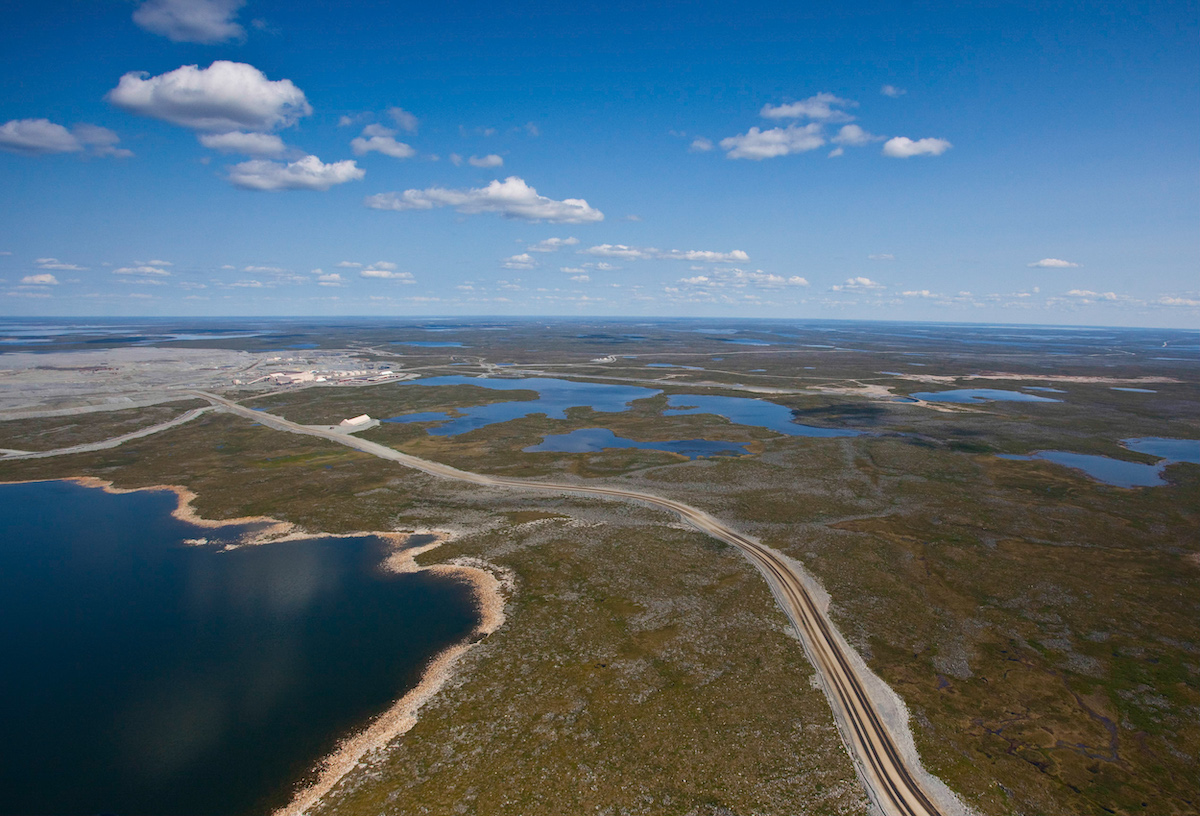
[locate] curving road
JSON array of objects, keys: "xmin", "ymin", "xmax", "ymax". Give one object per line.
[{"xmin": 190, "ymin": 390, "xmax": 949, "ymax": 816}]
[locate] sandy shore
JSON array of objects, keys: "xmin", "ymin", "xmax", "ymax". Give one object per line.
[{"xmin": 0, "ymin": 476, "xmax": 511, "ymax": 816}]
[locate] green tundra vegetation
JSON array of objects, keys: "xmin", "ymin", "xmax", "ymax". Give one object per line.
[{"xmin": 2, "ymin": 328, "xmax": 1196, "ymax": 816}]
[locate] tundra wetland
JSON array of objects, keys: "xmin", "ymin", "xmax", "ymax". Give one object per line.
[{"xmin": 1, "ymin": 319, "xmax": 1196, "ymax": 816}]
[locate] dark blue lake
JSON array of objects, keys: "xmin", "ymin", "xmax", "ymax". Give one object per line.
[
  {"xmin": 525, "ymin": 428, "xmax": 749, "ymax": 459},
  {"xmin": 911, "ymin": 388, "xmax": 1061, "ymax": 404},
  {"xmin": 1123, "ymin": 437, "xmax": 1200, "ymax": 463},
  {"xmin": 0, "ymin": 480, "xmax": 478, "ymax": 816}
]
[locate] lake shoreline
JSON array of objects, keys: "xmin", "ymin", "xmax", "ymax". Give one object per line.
[{"xmin": 0, "ymin": 476, "xmax": 511, "ymax": 816}]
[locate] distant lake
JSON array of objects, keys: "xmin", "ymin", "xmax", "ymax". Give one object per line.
[
  {"xmin": 385, "ymin": 376, "xmax": 860, "ymax": 439},
  {"xmin": 394, "ymin": 341, "xmax": 465, "ymax": 348},
  {"xmin": 0, "ymin": 480, "xmax": 478, "ymax": 816},
  {"xmin": 911, "ymin": 388, "xmax": 1061, "ymax": 404}
]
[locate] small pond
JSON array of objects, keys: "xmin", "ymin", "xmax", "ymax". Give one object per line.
[
  {"xmin": 664, "ymin": 394, "xmax": 863, "ymax": 437},
  {"xmin": 998, "ymin": 437, "xmax": 1198, "ymax": 487}
]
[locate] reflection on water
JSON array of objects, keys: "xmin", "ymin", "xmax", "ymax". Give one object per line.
[
  {"xmin": 911, "ymin": 388, "xmax": 1061, "ymax": 404},
  {"xmin": 0, "ymin": 481, "xmax": 477, "ymax": 816},
  {"xmin": 525, "ymin": 427, "xmax": 749, "ymax": 458}
]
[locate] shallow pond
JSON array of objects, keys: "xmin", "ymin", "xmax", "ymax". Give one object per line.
[{"xmin": 0, "ymin": 480, "xmax": 477, "ymax": 816}]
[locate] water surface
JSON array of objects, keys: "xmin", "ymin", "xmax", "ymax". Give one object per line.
[
  {"xmin": 911, "ymin": 388, "xmax": 1060, "ymax": 404},
  {"xmin": 664, "ymin": 394, "xmax": 863, "ymax": 437},
  {"xmin": 0, "ymin": 480, "xmax": 478, "ymax": 816}
]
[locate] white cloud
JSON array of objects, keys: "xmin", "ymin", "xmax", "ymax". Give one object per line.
[
  {"xmin": 448, "ymin": 153, "xmax": 464, "ymax": 166},
  {"xmin": 689, "ymin": 137, "xmax": 713, "ymax": 152},
  {"xmin": 468, "ymin": 154, "xmax": 503, "ymax": 168},
  {"xmin": 1028, "ymin": 258, "xmax": 1080, "ymax": 268},
  {"xmin": 901, "ymin": 289, "xmax": 937, "ymax": 298},
  {"xmin": 198, "ymin": 130, "xmax": 285, "ymax": 156},
  {"xmin": 0, "ymin": 119, "xmax": 130, "ymax": 157},
  {"xmin": 503, "ymin": 253, "xmax": 536, "ymax": 270},
  {"xmin": 831, "ymin": 276, "xmax": 885, "ymax": 291},
  {"xmin": 369, "ymin": 261, "xmax": 397, "ymax": 270},
  {"xmin": 36, "ymin": 258, "xmax": 87, "ymax": 270},
  {"xmin": 387, "ymin": 107, "xmax": 419, "ymax": 132},
  {"xmin": 108, "ymin": 61, "xmax": 311, "ymax": 132},
  {"xmin": 881, "ymin": 85, "xmax": 906, "ymax": 98},
  {"xmin": 133, "ymin": 0, "xmax": 245, "ymax": 44},
  {"xmin": 364, "ymin": 176, "xmax": 604, "ymax": 223},
  {"xmin": 317, "ymin": 271, "xmax": 344, "ymax": 287},
  {"xmin": 228, "ymin": 155, "xmax": 364, "ymax": 191},
  {"xmin": 21, "ymin": 273, "xmax": 59, "ymax": 285},
  {"xmin": 560, "ymin": 266, "xmax": 586, "ymax": 274},
  {"xmin": 141, "ymin": 259, "xmax": 173, "ymax": 266},
  {"xmin": 868, "ymin": 253, "xmax": 895, "ymax": 261},
  {"xmin": 882, "ymin": 136, "xmax": 952, "ymax": 158},
  {"xmin": 720, "ymin": 123, "xmax": 824, "ymax": 160},
  {"xmin": 360, "ymin": 268, "xmax": 414, "ymax": 281},
  {"xmin": 569, "ymin": 274, "xmax": 590, "ymax": 282},
  {"xmin": 1157, "ymin": 295, "xmax": 1200, "ymax": 307},
  {"xmin": 760, "ymin": 93, "xmax": 857, "ymax": 122},
  {"xmin": 336, "ymin": 261, "xmax": 363, "ymax": 268},
  {"xmin": 1065, "ymin": 289, "xmax": 1117, "ymax": 300},
  {"xmin": 351, "ymin": 124, "xmax": 415, "ymax": 159},
  {"xmin": 114, "ymin": 265, "xmax": 171, "ymax": 276},
  {"xmin": 678, "ymin": 268, "xmax": 807, "ymax": 289},
  {"xmin": 582, "ymin": 244, "xmax": 748, "ymax": 263},
  {"xmin": 832, "ymin": 124, "xmax": 877, "ymax": 147},
  {"xmin": 242, "ymin": 265, "xmax": 284, "ymax": 273},
  {"xmin": 528, "ymin": 237, "xmax": 578, "ymax": 252},
  {"xmin": 828, "ymin": 147, "xmax": 844, "ymax": 158}
]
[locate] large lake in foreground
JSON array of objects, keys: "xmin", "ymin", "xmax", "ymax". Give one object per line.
[{"xmin": 0, "ymin": 480, "xmax": 479, "ymax": 816}]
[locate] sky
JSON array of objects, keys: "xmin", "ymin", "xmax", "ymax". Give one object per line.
[{"xmin": 0, "ymin": 0, "xmax": 1196, "ymax": 326}]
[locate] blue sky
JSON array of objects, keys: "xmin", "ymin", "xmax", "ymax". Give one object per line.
[{"xmin": 0, "ymin": 0, "xmax": 1196, "ymax": 326}]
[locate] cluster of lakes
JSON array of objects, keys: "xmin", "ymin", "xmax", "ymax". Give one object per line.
[
  {"xmin": 381, "ymin": 376, "xmax": 863, "ymax": 458},
  {"xmin": 0, "ymin": 480, "xmax": 479, "ymax": 816}
]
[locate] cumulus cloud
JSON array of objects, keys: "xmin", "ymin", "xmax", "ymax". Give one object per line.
[
  {"xmin": 198, "ymin": 130, "xmax": 285, "ymax": 156},
  {"xmin": 360, "ymin": 268, "xmax": 414, "ymax": 281},
  {"xmin": 679, "ymin": 268, "xmax": 808, "ymax": 289},
  {"xmin": 882, "ymin": 136, "xmax": 952, "ymax": 158},
  {"xmin": 583, "ymin": 244, "xmax": 749, "ymax": 263},
  {"xmin": 720, "ymin": 123, "xmax": 824, "ymax": 160},
  {"xmin": 133, "ymin": 0, "xmax": 245, "ymax": 44},
  {"xmin": 108, "ymin": 61, "xmax": 311, "ymax": 132},
  {"xmin": 228, "ymin": 155, "xmax": 365, "ymax": 191},
  {"xmin": 36, "ymin": 258, "xmax": 87, "ymax": 271},
  {"xmin": 364, "ymin": 176, "xmax": 604, "ymax": 223},
  {"xmin": 1065, "ymin": 289, "xmax": 1117, "ymax": 300},
  {"xmin": 114, "ymin": 265, "xmax": 171, "ymax": 276},
  {"xmin": 468, "ymin": 154, "xmax": 503, "ymax": 168},
  {"xmin": 528, "ymin": 237, "xmax": 578, "ymax": 252},
  {"xmin": 1028, "ymin": 258, "xmax": 1080, "ymax": 268},
  {"xmin": 760, "ymin": 93, "xmax": 857, "ymax": 122},
  {"xmin": 0, "ymin": 119, "xmax": 131, "ymax": 157},
  {"xmin": 689, "ymin": 137, "xmax": 713, "ymax": 152},
  {"xmin": 21, "ymin": 273, "xmax": 59, "ymax": 285},
  {"xmin": 832, "ymin": 124, "xmax": 877, "ymax": 146},
  {"xmin": 503, "ymin": 253, "xmax": 536, "ymax": 269},
  {"xmin": 336, "ymin": 261, "xmax": 363, "ymax": 268},
  {"xmin": 316, "ymin": 271, "xmax": 344, "ymax": 286},
  {"xmin": 901, "ymin": 289, "xmax": 937, "ymax": 298},
  {"xmin": 387, "ymin": 107, "xmax": 419, "ymax": 132},
  {"xmin": 1157, "ymin": 295, "xmax": 1200, "ymax": 307},
  {"xmin": 831, "ymin": 276, "xmax": 885, "ymax": 291},
  {"xmin": 881, "ymin": 85, "xmax": 906, "ymax": 98},
  {"xmin": 350, "ymin": 124, "xmax": 415, "ymax": 159}
]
